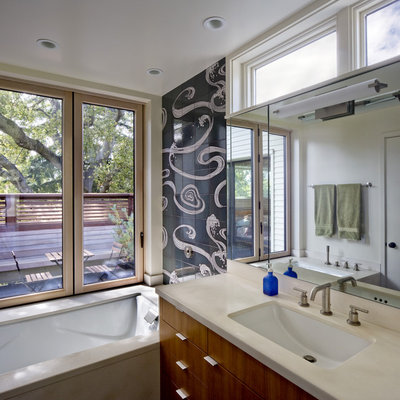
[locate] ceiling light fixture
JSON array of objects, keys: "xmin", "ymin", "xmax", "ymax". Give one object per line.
[
  {"xmin": 203, "ymin": 16, "xmax": 226, "ymax": 30},
  {"xmin": 146, "ymin": 68, "xmax": 163, "ymax": 76},
  {"xmin": 271, "ymin": 79, "xmax": 388, "ymax": 119},
  {"xmin": 36, "ymin": 38, "xmax": 58, "ymax": 49}
]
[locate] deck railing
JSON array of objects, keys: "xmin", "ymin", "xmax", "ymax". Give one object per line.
[{"xmin": 0, "ymin": 193, "xmax": 134, "ymax": 231}]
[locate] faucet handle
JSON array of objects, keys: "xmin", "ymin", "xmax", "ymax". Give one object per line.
[
  {"xmin": 347, "ymin": 305, "xmax": 369, "ymax": 326},
  {"xmin": 353, "ymin": 263, "xmax": 361, "ymax": 271},
  {"xmin": 293, "ymin": 287, "xmax": 309, "ymax": 307},
  {"xmin": 343, "ymin": 261, "xmax": 349, "ymax": 269}
]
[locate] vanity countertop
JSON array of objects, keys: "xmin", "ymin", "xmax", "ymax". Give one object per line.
[{"xmin": 156, "ymin": 262, "xmax": 400, "ymax": 400}]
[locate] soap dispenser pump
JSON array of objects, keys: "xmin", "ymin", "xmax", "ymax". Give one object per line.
[
  {"xmin": 283, "ymin": 258, "xmax": 298, "ymax": 278},
  {"xmin": 263, "ymin": 264, "xmax": 278, "ymax": 296}
]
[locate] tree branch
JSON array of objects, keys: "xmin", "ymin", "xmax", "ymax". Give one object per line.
[
  {"xmin": 0, "ymin": 112, "xmax": 61, "ymax": 170},
  {"xmin": 0, "ymin": 155, "xmax": 32, "ymax": 192}
]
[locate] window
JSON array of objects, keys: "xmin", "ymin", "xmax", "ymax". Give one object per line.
[
  {"xmin": 365, "ymin": 0, "xmax": 400, "ymax": 65},
  {"xmin": 0, "ymin": 80, "xmax": 143, "ymax": 307},
  {"xmin": 354, "ymin": 0, "xmax": 400, "ymax": 68},
  {"xmin": 254, "ymin": 31, "xmax": 337, "ymax": 104},
  {"xmin": 227, "ymin": 120, "xmax": 290, "ymax": 262},
  {"xmin": 228, "ymin": 0, "xmax": 400, "ymax": 114}
]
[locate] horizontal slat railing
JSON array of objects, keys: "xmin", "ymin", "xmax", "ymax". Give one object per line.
[{"xmin": 0, "ymin": 193, "xmax": 133, "ymax": 232}]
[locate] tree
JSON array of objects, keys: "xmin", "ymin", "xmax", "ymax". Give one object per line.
[{"xmin": 0, "ymin": 89, "xmax": 134, "ymax": 195}]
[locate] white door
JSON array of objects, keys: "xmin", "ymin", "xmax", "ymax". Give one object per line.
[{"xmin": 385, "ymin": 135, "xmax": 400, "ymax": 290}]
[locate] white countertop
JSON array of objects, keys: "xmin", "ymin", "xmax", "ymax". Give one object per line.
[{"xmin": 156, "ymin": 263, "xmax": 400, "ymax": 400}]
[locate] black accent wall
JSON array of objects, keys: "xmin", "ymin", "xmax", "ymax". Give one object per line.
[{"xmin": 162, "ymin": 58, "xmax": 227, "ymax": 284}]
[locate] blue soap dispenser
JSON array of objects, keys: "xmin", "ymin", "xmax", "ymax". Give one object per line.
[
  {"xmin": 263, "ymin": 263, "xmax": 278, "ymax": 296},
  {"xmin": 284, "ymin": 258, "xmax": 298, "ymax": 278}
]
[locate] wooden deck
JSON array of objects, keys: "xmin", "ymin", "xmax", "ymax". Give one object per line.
[{"xmin": 0, "ymin": 225, "xmax": 116, "ymax": 273}]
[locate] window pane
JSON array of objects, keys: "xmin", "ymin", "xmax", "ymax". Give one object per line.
[
  {"xmin": 262, "ymin": 131, "xmax": 286, "ymax": 254},
  {"xmin": 82, "ymin": 104, "xmax": 135, "ymax": 285},
  {"xmin": 366, "ymin": 0, "xmax": 400, "ymax": 65},
  {"xmin": 0, "ymin": 89, "xmax": 63, "ymax": 299},
  {"xmin": 255, "ymin": 32, "xmax": 337, "ymax": 104},
  {"xmin": 227, "ymin": 125, "xmax": 255, "ymax": 259}
]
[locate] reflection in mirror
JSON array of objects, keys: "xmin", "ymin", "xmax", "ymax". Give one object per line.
[{"xmin": 228, "ymin": 59, "xmax": 400, "ymax": 309}]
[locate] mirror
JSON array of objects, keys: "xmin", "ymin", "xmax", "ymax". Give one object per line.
[{"xmin": 227, "ymin": 59, "xmax": 400, "ymax": 308}]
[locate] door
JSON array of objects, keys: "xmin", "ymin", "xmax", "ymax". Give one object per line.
[{"xmin": 385, "ymin": 135, "xmax": 400, "ymax": 290}]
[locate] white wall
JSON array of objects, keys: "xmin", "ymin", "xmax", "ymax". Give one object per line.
[
  {"xmin": 0, "ymin": 63, "xmax": 163, "ymax": 284},
  {"xmin": 291, "ymin": 104, "xmax": 400, "ymax": 270}
]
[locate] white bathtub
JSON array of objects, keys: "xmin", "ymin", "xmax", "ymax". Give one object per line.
[{"xmin": 0, "ymin": 286, "xmax": 160, "ymax": 400}]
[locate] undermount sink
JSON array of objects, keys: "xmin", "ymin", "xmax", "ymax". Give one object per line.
[{"xmin": 228, "ymin": 302, "xmax": 372, "ymax": 369}]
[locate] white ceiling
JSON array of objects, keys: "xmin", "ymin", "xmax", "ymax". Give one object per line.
[{"xmin": 0, "ymin": 0, "xmax": 315, "ymax": 96}]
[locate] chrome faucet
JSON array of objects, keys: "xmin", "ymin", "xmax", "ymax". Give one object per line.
[
  {"xmin": 337, "ymin": 276, "xmax": 357, "ymax": 291},
  {"xmin": 310, "ymin": 282, "xmax": 332, "ymax": 315}
]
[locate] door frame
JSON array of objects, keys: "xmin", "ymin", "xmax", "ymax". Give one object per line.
[{"xmin": 381, "ymin": 130, "xmax": 400, "ymax": 283}]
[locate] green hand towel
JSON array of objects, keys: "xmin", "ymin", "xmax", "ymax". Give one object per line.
[
  {"xmin": 337, "ymin": 184, "xmax": 362, "ymax": 240},
  {"xmin": 314, "ymin": 185, "xmax": 335, "ymax": 237}
]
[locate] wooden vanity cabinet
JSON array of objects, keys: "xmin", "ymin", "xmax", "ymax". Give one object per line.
[{"xmin": 160, "ymin": 298, "xmax": 316, "ymax": 400}]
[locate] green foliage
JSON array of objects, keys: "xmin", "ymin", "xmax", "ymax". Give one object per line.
[
  {"xmin": 0, "ymin": 90, "xmax": 62, "ymax": 193},
  {"xmin": 82, "ymin": 104, "xmax": 134, "ymax": 194},
  {"xmin": 108, "ymin": 204, "xmax": 134, "ymax": 261},
  {"xmin": 234, "ymin": 162, "xmax": 252, "ymax": 198},
  {"xmin": 0, "ymin": 90, "xmax": 135, "ymax": 195}
]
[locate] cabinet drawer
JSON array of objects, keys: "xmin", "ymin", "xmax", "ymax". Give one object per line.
[
  {"xmin": 160, "ymin": 320, "xmax": 207, "ymax": 382},
  {"xmin": 161, "ymin": 298, "xmax": 207, "ymax": 351},
  {"xmin": 207, "ymin": 329, "xmax": 265, "ymax": 397},
  {"xmin": 204, "ymin": 359, "xmax": 263, "ymax": 400},
  {"xmin": 161, "ymin": 359, "xmax": 207, "ymax": 400}
]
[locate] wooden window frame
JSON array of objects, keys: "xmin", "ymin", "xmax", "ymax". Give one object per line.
[
  {"xmin": 74, "ymin": 93, "xmax": 144, "ymax": 294},
  {"xmin": 0, "ymin": 77, "xmax": 144, "ymax": 307},
  {"xmin": 0, "ymin": 78, "xmax": 73, "ymax": 308},
  {"xmin": 227, "ymin": 118, "xmax": 291, "ymax": 264}
]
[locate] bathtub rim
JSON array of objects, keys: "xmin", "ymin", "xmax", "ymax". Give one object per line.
[
  {"xmin": 0, "ymin": 285, "xmax": 159, "ymax": 398},
  {"xmin": 0, "ymin": 285, "xmax": 156, "ymax": 326}
]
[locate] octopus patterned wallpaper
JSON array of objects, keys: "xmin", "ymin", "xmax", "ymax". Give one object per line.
[{"xmin": 162, "ymin": 58, "xmax": 227, "ymax": 284}]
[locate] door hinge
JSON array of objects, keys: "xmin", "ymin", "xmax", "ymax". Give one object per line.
[
  {"xmin": 260, "ymin": 221, "xmax": 263, "ymax": 234},
  {"xmin": 140, "ymin": 232, "xmax": 144, "ymax": 248},
  {"xmin": 258, "ymin": 154, "xmax": 260, "ymax": 163},
  {"xmin": 259, "ymin": 248, "xmax": 261, "ymax": 257}
]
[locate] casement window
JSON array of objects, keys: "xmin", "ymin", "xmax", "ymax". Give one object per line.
[
  {"xmin": 227, "ymin": 120, "xmax": 290, "ymax": 262},
  {"xmin": 0, "ymin": 79, "xmax": 143, "ymax": 307}
]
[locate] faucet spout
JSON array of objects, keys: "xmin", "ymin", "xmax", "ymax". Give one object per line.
[
  {"xmin": 337, "ymin": 276, "xmax": 357, "ymax": 290},
  {"xmin": 310, "ymin": 282, "xmax": 332, "ymax": 316}
]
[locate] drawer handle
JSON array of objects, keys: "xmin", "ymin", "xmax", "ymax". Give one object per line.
[
  {"xmin": 176, "ymin": 360, "xmax": 188, "ymax": 370},
  {"xmin": 176, "ymin": 388, "xmax": 189, "ymax": 399},
  {"xmin": 204, "ymin": 355, "xmax": 218, "ymax": 366},
  {"xmin": 176, "ymin": 332, "xmax": 187, "ymax": 341}
]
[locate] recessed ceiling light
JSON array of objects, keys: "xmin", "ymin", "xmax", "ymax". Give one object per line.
[
  {"xmin": 203, "ymin": 16, "xmax": 226, "ymax": 30},
  {"xmin": 146, "ymin": 68, "xmax": 163, "ymax": 76},
  {"xmin": 36, "ymin": 38, "xmax": 58, "ymax": 49}
]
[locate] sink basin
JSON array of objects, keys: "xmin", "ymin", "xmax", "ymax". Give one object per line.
[{"xmin": 228, "ymin": 302, "xmax": 372, "ymax": 369}]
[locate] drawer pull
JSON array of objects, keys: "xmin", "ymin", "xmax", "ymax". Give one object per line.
[
  {"xmin": 176, "ymin": 332, "xmax": 187, "ymax": 341},
  {"xmin": 176, "ymin": 360, "xmax": 188, "ymax": 370},
  {"xmin": 204, "ymin": 355, "xmax": 218, "ymax": 366},
  {"xmin": 176, "ymin": 388, "xmax": 189, "ymax": 399}
]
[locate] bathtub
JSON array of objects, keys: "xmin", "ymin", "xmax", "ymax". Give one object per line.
[{"xmin": 0, "ymin": 285, "xmax": 160, "ymax": 400}]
